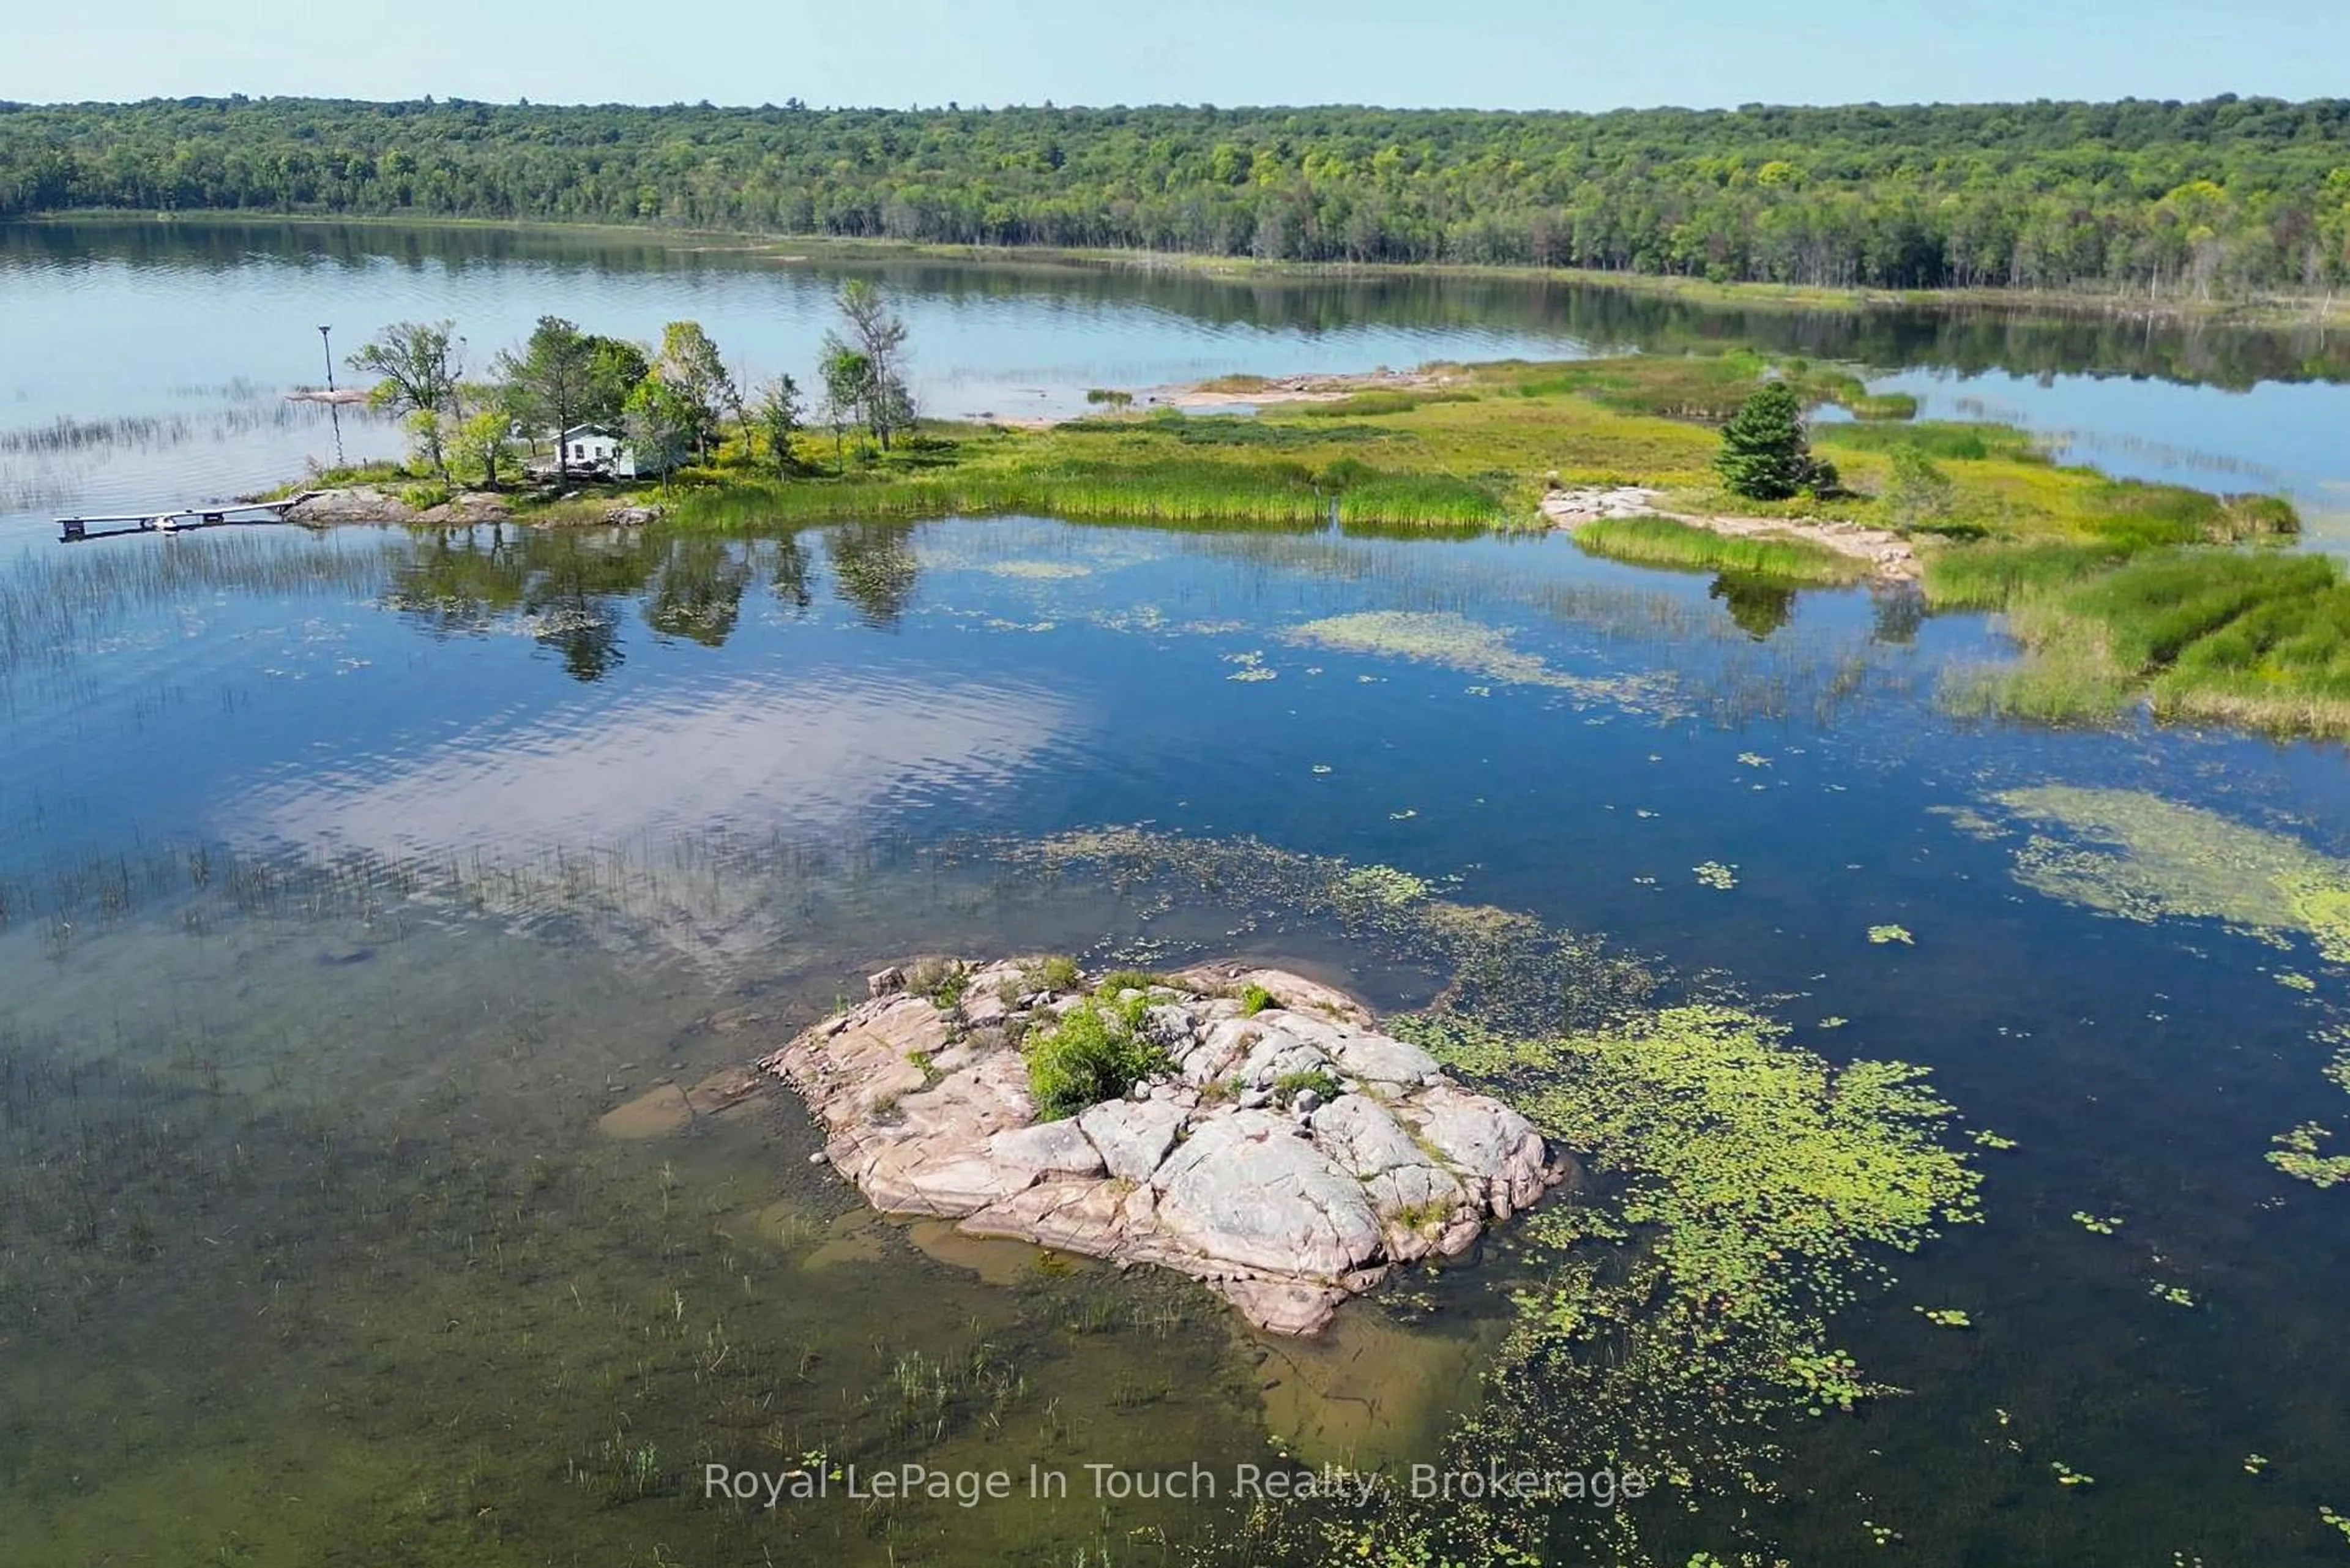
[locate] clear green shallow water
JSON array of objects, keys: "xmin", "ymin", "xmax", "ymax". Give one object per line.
[{"xmin": 8, "ymin": 226, "xmax": 2350, "ymax": 1567}]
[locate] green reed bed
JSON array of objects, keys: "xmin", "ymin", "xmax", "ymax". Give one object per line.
[
  {"xmin": 1920, "ymin": 540, "xmax": 2138, "ymax": 610},
  {"xmin": 1941, "ymin": 546, "xmax": 2350, "ymax": 734},
  {"xmin": 671, "ymin": 464, "xmax": 1501, "ymax": 531},
  {"xmin": 1334, "ymin": 473, "xmax": 1504, "ymax": 528},
  {"xmin": 1573, "ymin": 515, "xmax": 1866, "ymax": 586}
]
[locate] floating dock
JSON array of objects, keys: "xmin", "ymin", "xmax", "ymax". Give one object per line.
[{"xmin": 57, "ymin": 495, "xmax": 319, "ymax": 543}]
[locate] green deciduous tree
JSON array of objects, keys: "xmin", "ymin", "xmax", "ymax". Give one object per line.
[
  {"xmin": 620, "ymin": 376, "xmax": 696, "ymax": 483},
  {"xmin": 818, "ymin": 344, "xmax": 870, "ymax": 470},
  {"xmin": 496, "ymin": 316, "xmax": 598, "ymax": 477},
  {"xmin": 583, "ymin": 337, "xmax": 652, "ymax": 427},
  {"xmin": 654, "ymin": 321, "xmax": 737, "ymax": 463},
  {"xmin": 447, "ymin": 408, "xmax": 516, "ymax": 490},
  {"xmin": 350, "ymin": 319, "xmax": 462, "ymax": 477},
  {"xmin": 827, "ymin": 280, "xmax": 916, "ymax": 449}
]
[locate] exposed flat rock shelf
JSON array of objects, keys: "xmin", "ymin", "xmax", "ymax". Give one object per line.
[
  {"xmin": 761, "ymin": 959, "xmax": 1565, "ymax": 1335},
  {"xmin": 276, "ymin": 486, "xmax": 663, "ymax": 528}
]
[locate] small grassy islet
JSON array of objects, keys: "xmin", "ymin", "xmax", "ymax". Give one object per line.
[{"xmin": 303, "ymin": 336, "xmax": 2333, "ymax": 736}]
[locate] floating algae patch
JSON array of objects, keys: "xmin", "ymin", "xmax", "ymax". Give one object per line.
[
  {"xmin": 2267, "ymin": 1031, "xmax": 2350, "ymax": 1189},
  {"xmin": 1279, "ymin": 610, "xmax": 1681, "ymax": 713},
  {"xmin": 1972, "ymin": 786, "xmax": 2350, "ymax": 960},
  {"xmin": 998, "ymin": 826, "xmax": 1651, "ymax": 1032},
  {"xmin": 1010, "ymin": 829, "xmax": 1984, "ymax": 1564},
  {"xmin": 1214, "ymin": 1006, "xmax": 1981, "ymax": 1566}
]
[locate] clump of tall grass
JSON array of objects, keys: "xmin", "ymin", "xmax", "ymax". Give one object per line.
[
  {"xmin": 1335, "ymin": 474, "xmax": 1503, "ymax": 528},
  {"xmin": 1294, "ymin": 389, "xmax": 1477, "ymax": 417},
  {"xmin": 1941, "ymin": 603, "xmax": 2135, "ymax": 728},
  {"xmin": 669, "ymin": 471, "xmax": 1327, "ymax": 528},
  {"xmin": 1574, "ymin": 517, "xmax": 1864, "ymax": 586},
  {"xmin": 2067, "ymin": 550, "xmax": 2336, "ymax": 671},
  {"xmin": 1941, "ymin": 547, "xmax": 2350, "ymax": 736},
  {"xmin": 666, "ymin": 457, "xmax": 1499, "ymax": 532},
  {"xmin": 1920, "ymin": 541, "xmax": 2132, "ymax": 610}
]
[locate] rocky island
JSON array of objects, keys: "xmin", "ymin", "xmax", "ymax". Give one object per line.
[{"xmin": 763, "ymin": 958, "xmax": 1567, "ymax": 1335}]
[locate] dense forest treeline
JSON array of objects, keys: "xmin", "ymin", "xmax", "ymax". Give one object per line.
[{"xmin": 6, "ymin": 96, "xmax": 2350, "ymax": 296}]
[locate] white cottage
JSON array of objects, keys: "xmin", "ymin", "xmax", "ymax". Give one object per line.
[{"xmin": 555, "ymin": 424, "xmax": 640, "ymax": 477}]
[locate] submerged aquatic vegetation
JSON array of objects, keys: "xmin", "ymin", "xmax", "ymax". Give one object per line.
[
  {"xmin": 1285, "ymin": 1004, "xmax": 1982, "ymax": 1562},
  {"xmin": 1336, "ymin": 864, "xmax": 1431, "ymax": 909},
  {"xmin": 1280, "ymin": 610, "xmax": 1681, "ymax": 712},
  {"xmin": 1971, "ymin": 786, "xmax": 2350, "ymax": 960},
  {"xmin": 1868, "ymin": 924, "xmax": 1915, "ymax": 945},
  {"xmin": 1968, "ymin": 788, "xmax": 2350, "ymax": 1193}
]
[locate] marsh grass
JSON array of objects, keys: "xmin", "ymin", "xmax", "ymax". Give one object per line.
[
  {"xmin": 1941, "ymin": 547, "xmax": 2350, "ymax": 735},
  {"xmin": 1920, "ymin": 540, "xmax": 2132, "ymax": 610},
  {"xmin": 1574, "ymin": 515, "xmax": 1865, "ymax": 585},
  {"xmin": 0, "ymin": 531, "xmax": 402, "ymax": 678}
]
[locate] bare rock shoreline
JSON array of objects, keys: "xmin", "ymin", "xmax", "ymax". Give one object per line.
[
  {"xmin": 275, "ymin": 485, "xmax": 663, "ymax": 528},
  {"xmin": 761, "ymin": 958, "xmax": 1569, "ymax": 1335}
]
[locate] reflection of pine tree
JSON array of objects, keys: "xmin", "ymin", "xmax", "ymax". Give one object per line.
[{"xmin": 1709, "ymin": 573, "xmax": 1795, "ymax": 639}]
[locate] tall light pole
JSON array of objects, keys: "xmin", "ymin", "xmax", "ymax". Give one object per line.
[{"xmin": 319, "ymin": 325, "xmax": 345, "ymax": 467}]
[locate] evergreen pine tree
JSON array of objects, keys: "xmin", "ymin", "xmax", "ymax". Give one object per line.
[{"xmin": 1716, "ymin": 382, "xmax": 1822, "ymax": 501}]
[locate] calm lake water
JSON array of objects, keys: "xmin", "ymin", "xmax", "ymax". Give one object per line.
[{"xmin": 7, "ymin": 221, "xmax": 2350, "ymax": 1566}]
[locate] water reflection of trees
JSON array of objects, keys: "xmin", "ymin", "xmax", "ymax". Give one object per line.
[
  {"xmin": 1708, "ymin": 574, "xmax": 1796, "ymax": 640},
  {"xmin": 826, "ymin": 521, "xmax": 919, "ymax": 628},
  {"xmin": 21, "ymin": 219, "xmax": 2350, "ymax": 390},
  {"xmin": 383, "ymin": 525, "xmax": 841, "ymax": 678}
]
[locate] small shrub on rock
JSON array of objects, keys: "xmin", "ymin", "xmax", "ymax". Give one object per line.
[{"xmin": 1025, "ymin": 1002, "xmax": 1169, "ymax": 1119}]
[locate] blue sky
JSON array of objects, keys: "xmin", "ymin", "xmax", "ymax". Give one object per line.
[{"xmin": 11, "ymin": 0, "xmax": 2350, "ymax": 110}]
